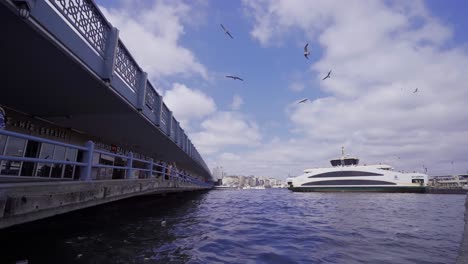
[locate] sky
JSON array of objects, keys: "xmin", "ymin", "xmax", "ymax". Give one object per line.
[{"xmin": 95, "ymin": 0, "xmax": 468, "ymax": 179}]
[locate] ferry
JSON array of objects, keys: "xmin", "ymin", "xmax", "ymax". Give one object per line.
[{"xmin": 286, "ymin": 148, "xmax": 428, "ymax": 193}]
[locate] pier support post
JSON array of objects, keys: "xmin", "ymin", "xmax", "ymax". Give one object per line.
[
  {"xmin": 80, "ymin": 141, "xmax": 95, "ymax": 181},
  {"xmin": 457, "ymin": 195, "xmax": 468, "ymax": 263},
  {"xmin": 126, "ymin": 152, "xmax": 134, "ymax": 179}
]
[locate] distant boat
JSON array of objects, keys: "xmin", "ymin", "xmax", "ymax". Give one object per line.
[{"xmin": 286, "ymin": 147, "xmax": 428, "ymax": 193}]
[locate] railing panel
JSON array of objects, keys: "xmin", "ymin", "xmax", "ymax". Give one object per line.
[
  {"xmin": 115, "ymin": 40, "xmax": 140, "ymax": 91},
  {"xmin": 49, "ymin": 0, "xmax": 110, "ymax": 56},
  {"xmin": 178, "ymin": 128, "xmax": 183, "ymax": 147},
  {"xmin": 171, "ymin": 117, "xmax": 177, "ymax": 140},
  {"xmin": 160, "ymin": 104, "xmax": 170, "ymax": 133},
  {"xmin": 145, "ymin": 82, "xmax": 157, "ymax": 111}
]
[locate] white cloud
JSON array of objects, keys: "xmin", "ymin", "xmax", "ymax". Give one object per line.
[
  {"xmin": 191, "ymin": 112, "xmax": 262, "ymax": 155},
  {"xmin": 230, "ymin": 95, "xmax": 244, "ymax": 110},
  {"xmin": 217, "ymin": 0, "xmax": 468, "ymax": 178},
  {"xmin": 288, "ymin": 82, "xmax": 305, "ymax": 92},
  {"xmin": 100, "ymin": 0, "xmax": 208, "ymax": 79},
  {"xmin": 163, "ymin": 83, "xmax": 216, "ymax": 128}
]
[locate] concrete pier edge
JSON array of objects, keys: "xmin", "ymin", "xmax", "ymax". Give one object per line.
[{"xmin": 0, "ymin": 179, "xmax": 208, "ymax": 229}]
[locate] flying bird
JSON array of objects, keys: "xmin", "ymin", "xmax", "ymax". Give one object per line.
[
  {"xmin": 322, "ymin": 70, "xmax": 332, "ymax": 80},
  {"xmin": 297, "ymin": 98, "xmax": 308, "ymax": 104},
  {"xmin": 225, "ymin": 75, "xmax": 243, "ymax": 81},
  {"xmin": 413, "ymin": 88, "xmax": 418, "ymax": 93},
  {"xmin": 220, "ymin": 24, "xmax": 234, "ymax": 39},
  {"xmin": 304, "ymin": 43, "xmax": 310, "ymax": 59}
]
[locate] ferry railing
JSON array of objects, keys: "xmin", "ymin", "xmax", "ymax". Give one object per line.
[
  {"xmin": 10, "ymin": 0, "xmax": 209, "ymax": 175},
  {"xmin": 0, "ymin": 130, "xmax": 211, "ymax": 187}
]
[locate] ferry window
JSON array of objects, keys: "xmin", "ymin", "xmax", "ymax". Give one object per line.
[
  {"xmin": 330, "ymin": 160, "xmax": 342, "ymax": 166},
  {"xmin": 412, "ymin": 179, "xmax": 424, "ymax": 184},
  {"xmin": 309, "ymin": 171, "xmax": 383, "ymax": 178},
  {"xmin": 1, "ymin": 137, "xmax": 27, "ymax": 176},
  {"xmin": 303, "ymin": 180, "xmax": 396, "ymax": 186},
  {"xmin": 343, "ymin": 159, "xmax": 359, "ymax": 166},
  {"xmin": 36, "ymin": 143, "xmax": 54, "ymax": 177}
]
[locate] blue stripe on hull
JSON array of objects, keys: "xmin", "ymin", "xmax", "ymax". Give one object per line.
[{"xmin": 289, "ymin": 186, "xmax": 427, "ymax": 193}]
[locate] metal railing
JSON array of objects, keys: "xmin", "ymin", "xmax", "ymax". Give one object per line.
[
  {"xmin": 0, "ymin": 130, "xmax": 211, "ymax": 188},
  {"xmin": 50, "ymin": 0, "xmax": 110, "ymax": 56}
]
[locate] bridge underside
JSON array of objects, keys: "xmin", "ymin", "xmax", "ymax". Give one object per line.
[{"xmin": 0, "ymin": 3, "xmax": 208, "ymax": 178}]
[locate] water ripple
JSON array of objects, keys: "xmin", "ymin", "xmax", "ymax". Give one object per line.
[{"xmin": 0, "ymin": 190, "xmax": 464, "ymax": 263}]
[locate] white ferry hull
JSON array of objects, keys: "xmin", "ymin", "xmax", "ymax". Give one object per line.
[
  {"xmin": 287, "ymin": 165, "xmax": 428, "ymax": 193},
  {"xmin": 288, "ymin": 186, "xmax": 427, "ymax": 193}
]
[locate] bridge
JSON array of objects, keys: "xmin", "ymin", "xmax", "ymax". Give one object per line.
[{"xmin": 0, "ymin": 0, "xmax": 213, "ymax": 229}]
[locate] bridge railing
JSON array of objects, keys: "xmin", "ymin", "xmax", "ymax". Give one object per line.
[
  {"xmin": 0, "ymin": 130, "xmax": 211, "ymax": 188},
  {"xmin": 49, "ymin": 0, "xmax": 111, "ymax": 57},
  {"xmin": 14, "ymin": 0, "xmax": 210, "ymax": 175}
]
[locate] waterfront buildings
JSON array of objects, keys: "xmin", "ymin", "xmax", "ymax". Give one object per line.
[{"xmin": 217, "ymin": 174, "xmax": 285, "ymax": 189}]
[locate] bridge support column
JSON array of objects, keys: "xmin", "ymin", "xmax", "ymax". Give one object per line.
[
  {"xmin": 136, "ymin": 72, "xmax": 148, "ymax": 111},
  {"xmin": 175, "ymin": 121, "xmax": 179, "ymax": 143},
  {"xmin": 155, "ymin": 94, "xmax": 162, "ymax": 126},
  {"xmin": 167, "ymin": 111, "xmax": 173, "ymax": 136},
  {"xmin": 80, "ymin": 141, "xmax": 95, "ymax": 181},
  {"xmin": 103, "ymin": 27, "xmax": 119, "ymax": 83}
]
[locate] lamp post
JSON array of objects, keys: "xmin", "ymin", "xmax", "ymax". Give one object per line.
[{"xmin": 13, "ymin": 0, "xmax": 33, "ymax": 19}]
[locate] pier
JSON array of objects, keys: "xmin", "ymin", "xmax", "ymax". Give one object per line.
[{"xmin": 0, "ymin": 0, "xmax": 213, "ymax": 229}]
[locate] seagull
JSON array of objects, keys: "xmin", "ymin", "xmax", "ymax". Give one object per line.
[
  {"xmin": 297, "ymin": 98, "xmax": 308, "ymax": 104},
  {"xmin": 322, "ymin": 70, "xmax": 331, "ymax": 80},
  {"xmin": 220, "ymin": 24, "xmax": 234, "ymax": 39},
  {"xmin": 161, "ymin": 220, "xmax": 167, "ymax": 227},
  {"xmin": 413, "ymin": 88, "xmax": 418, "ymax": 93},
  {"xmin": 225, "ymin": 75, "xmax": 244, "ymax": 81},
  {"xmin": 304, "ymin": 43, "xmax": 310, "ymax": 59}
]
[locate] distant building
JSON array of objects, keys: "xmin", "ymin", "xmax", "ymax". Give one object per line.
[
  {"xmin": 215, "ymin": 172, "xmax": 284, "ymax": 189},
  {"xmin": 211, "ymin": 166, "xmax": 226, "ymax": 180},
  {"xmin": 429, "ymin": 174, "xmax": 468, "ymax": 189}
]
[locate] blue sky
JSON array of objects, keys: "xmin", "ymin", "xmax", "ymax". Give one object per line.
[{"xmin": 96, "ymin": 0, "xmax": 468, "ymax": 179}]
